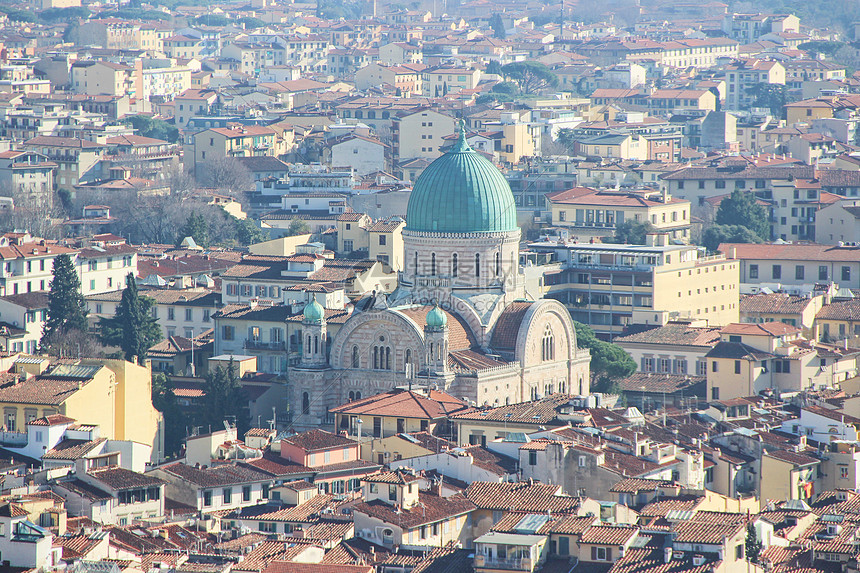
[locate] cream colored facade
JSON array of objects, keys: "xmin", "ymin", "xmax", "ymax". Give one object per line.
[
  {"xmin": 421, "ymin": 68, "xmax": 481, "ymax": 97},
  {"xmin": 547, "ymin": 188, "xmax": 691, "ymax": 243},
  {"xmin": 2, "ymin": 359, "xmax": 162, "ymax": 462},
  {"xmin": 369, "ymin": 220, "xmax": 405, "ymax": 272},
  {"xmin": 760, "ymin": 451, "xmax": 817, "ymax": 502},
  {"xmin": 394, "ymin": 109, "xmax": 456, "ymax": 161},
  {"xmin": 534, "ymin": 236, "xmax": 740, "ymax": 339}
]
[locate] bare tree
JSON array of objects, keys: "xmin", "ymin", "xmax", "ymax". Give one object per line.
[{"xmin": 196, "ymin": 157, "xmax": 253, "ymax": 197}]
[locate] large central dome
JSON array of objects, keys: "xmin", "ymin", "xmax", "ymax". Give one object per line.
[{"xmin": 406, "ymin": 126, "xmax": 518, "ymax": 234}]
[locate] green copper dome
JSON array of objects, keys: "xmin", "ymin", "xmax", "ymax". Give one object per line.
[
  {"xmin": 406, "ymin": 124, "xmax": 518, "ymax": 233},
  {"xmin": 426, "ymin": 305, "xmax": 447, "ymax": 328},
  {"xmin": 303, "ymin": 299, "xmax": 324, "ymax": 323}
]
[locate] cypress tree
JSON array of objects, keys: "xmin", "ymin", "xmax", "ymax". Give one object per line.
[
  {"xmin": 98, "ymin": 273, "xmax": 161, "ymax": 363},
  {"xmin": 42, "ymin": 254, "xmax": 88, "ymax": 351}
]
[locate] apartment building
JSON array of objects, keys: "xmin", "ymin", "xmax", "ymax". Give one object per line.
[
  {"xmin": 354, "ymin": 63, "xmax": 424, "ymax": 94},
  {"xmin": 421, "ymin": 67, "xmax": 481, "ymax": 97},
  {"xmin": 719, "ymin": 242, "xmax": 860, "ymax": 292},
  {"xmin": 174, "ymin": 89, "xmax": 218, "ymax": 129},
  {"xmin": 23, "ymin": 135, "xmax": 105, "ymax": 188},
  {"xmin": 615, "ymin": 319, "xmax": 721, "ymax": 377},
  {"xmin": 0, "ymin": 150, "xmax": 55, "ymax": 196},
  {"xmin": 705, "ymin": 322, "xmax": 860, "ymax": 401},
  {"xmin": 658, "ymin": 38, "xmax": 739, "ymax": 69},
  {"xmin": 532, "ymin": 234, "xmax": 740, "ymax": 339},
  {"xmin": 724, "ymin": 60, "xmax": 785, "ymax": 110},
  {"xmin": 70, "ymin": 61, "xmax": 135, "ymax": 98},
  {"xmin": 391, "ymin": 107, "xmax": 456, "ymax": 161},
  {"xmin": 87, "ymin": 289, "xmax": 218, "ymax": 339},
  {"xmin": 546, "ymin": 187, "xmax": 691, "ymax": 243},
  {"xmin": 192, "ymin": 125, "xmax": 279, "ymax": 176}
]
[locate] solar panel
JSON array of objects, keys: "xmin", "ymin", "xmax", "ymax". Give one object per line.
[{"xmin": 514, "ymin": 513, "xmax": 552, "ymax": 534}]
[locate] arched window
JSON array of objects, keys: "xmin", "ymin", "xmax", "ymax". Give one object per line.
[
  {"xmin": 348, "ymin": 391, "xmax": 355, "ymax": 401},
  {"xmin": 495, "ymin": 252, "xmax": 500, "ymax": 276},
  {"xmin": 431, "ymin": 253, "xmax": 436, "ymax": 276},
  {"xmin": 385, "ymin": 347, "xmax": 391, "ymax": 370},
  {"xmin": 351, "ymin": 346, "xmax": 359, "ymax": 368},
  {"xmin": 314, "ymin": 336, "xmax": 319, "ymax": 354},
  {"xmin": 356, "ymin": 391, "xmax": 362, "ymax": 399},
  {"xmin": 306, "ymin": 335, "xmax": 311, "ymax": 352},
  {"xmin": 302, "ymin": 392, "xmax": 310, "ymax": 415},
  {"xmin": 405, "ymin": 349, "xmax": 412, "ymax": 372},
  {"xmin": 373, "ymin": 346, "xmax": 379, "ymax": 369},
  {"xmin": 452, "ymin": 253, "xmax": 458, "ymax": 277},
  {"xmin": 475, "ymin": 253, "xmax": 480, "ymax": 278},
  {"xmin": 542, "ymin": 325, "xmax": 555, "ymax": 361},
  {"xmin": 414, "ymin": 251, "xmax": 418, "ymax": 274}
]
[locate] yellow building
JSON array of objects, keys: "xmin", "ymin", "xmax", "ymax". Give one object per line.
[
  {"xmin": 357, "ymin": 431, "xmax": 454, "ymax": 464},
  {"xmin": 336, "ymin": 214, "xmax": 406, "ymax": 271},
  {"xmin": 546, "ymin": 187, "xmax": 691, "ymax": 243},
  {"xmin": 577, "ymin": 133, "xmax": 648, "ymax": 161},
  {"xmin": 784, "ymin": 94, "xmax": 860, "ymax": 124},
  {"xmin": 760, "ymin": 449, "xmax": 819, "ymax": 501},
  {"xmin": 2, "ymin": 358, "xmax": 163, "ymax": 462},
  {"xmin": 421, "ymin": 67, "xmax": 481, "ymax": 97},
  {"xmin": 533, "ymin": 234, "xmax": 740, "ymax": 339}
]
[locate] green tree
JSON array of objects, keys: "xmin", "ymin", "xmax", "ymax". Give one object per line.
[
  {"xmin": 798, "ymin": 40, "xmax": 845, "ymax": 57},
  {"xmin": 746, "ymin": 83, "xmax": 788, "ymax": 117},
  {"xmin": 287, "ymin": 219, "xmax": 311, "ymax": 237},
  {"xmin": 489, "ymin": 13, "xmax": 506, "ymax": 39},
  {"xmin": 486, "ymin": 60, "xmax": 503, "ymax": 76},
  {"xmin": 233, "ymin": 216, "xmax": 267, "ymax": 245},
  {"xmin": 501, "ymin": 61, "xmax": 558, "ymax": 93},
  {"xmin": 746, "ymin": 524, "xmax": 763, "ymax": 564},
  {"xmin": 202, "ymin": 360, "xmax": 250, "ymax": 433},
  {"xmin": 238, "ymin": 16, "xmax": 266, "ymax": 28},
  {"xmin": 177, "ymin": 212, "xmax": 209, "ymax": 247},
  {"xmin": 715, "ymin": 189, "xmax": 770, "ymax": 241},
  {"xmin": 491, "ymin": 81, "xmax": 519, "ymax": 95},
  {"xmin": 573, "ymin": 321, "xmax": 636, "ymax": 388},
  {"xmin": 701, "ymin": 224, "xmax": 764, "ymax": 252},
  {"xmin": 98, "ymin": 273, "xmax": 162, "ymax": 363},
  {"xmin": 193, "ymin": 14, "xmax": 231, "ymax": 26},
  {"xmin": 608, "ymin": 220, "xmax": 656, "ymax": 245},
  {"xmin": 42, "ymin": 254, "xmax": 89, "ymax": 351},
  {"xmin": 123, "ymin": 115, "xmax": 179, "ymax": 143},
  {"xmin": 555, "ymin": 128, "xmax": 577, "ymax": 152},
  {"xmin": 152, "ymin": 372, "xmax": 185, "ymax": 457}
]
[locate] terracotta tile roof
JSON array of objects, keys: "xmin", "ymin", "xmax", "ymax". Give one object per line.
[
  {"xmin": 363, "ymin": 470, "xmax": 422, "ymax": 484},
  {"xmin": 243, "ymin": 454, "xmax": 313, "ymax": 478},
  {"xmin": 225, "ymin": 495, "xmax": 343, "ymax": 523},
  {"xmin": 464, "ymin": 481, "xmax": 579, "ymax": 512},
  {"xmin": 232, "ymin": 541, "xmax": 313, "ymax": 573},
  {"xmin": 489, "ymin": 302, "xmax": 533, "ymax": 352},
  {"xmin": 329, "ymin": 389, "xmax": 471, "ymax": 419},
  {"xmin": 615, "ymin": 322, "xmax": 722, "ymax": 347},
  {"xmin": 261, "ymin": 563, "xmax": 372, "ymax": 573},
  {"xmin": 609, "ymin": 478, "xmax": 672, "ymax": 494},
  {"xmin": 579, "ymin": 525, "xmax": 638, "ymax": 545},
  {"xmin": 615, "ymin": 372, "xmax": 706, "ymax": 394},
  {"xmin": 280, "ymin": 429, "xmax": 355, "ymax": 452},
  {"xmin": 88, "ymin": 466, "xmax": 164, "ymax": 490},
  {"xmin": 56, "ymin": 479, "xmax": 112, "ymax": 501},
  {"xmin": 451, "ymin": 394, "xmax": 572, "ymax": 425},
  {"xmin": 817, "ymin": 301, "xmax": 860, "ymax": 321},
  {"xmin": 448, "ymin": 349, "xmax": 509, "ymax": 372},
  {"xmin": 353, "ymin": 491, "xmax": 475, "ymax": 529},
  {"xmin": 159, "ymin": 462, "xmax": 274, "ymax": 487},
  {"xmin": 721, "ymin": 322, "xmax": 800, "ymax": 336},
  {"xmin": 28, "ymin": 414, "xmax": 76, "ymax": 426},
  {"xmin": 741, "ymin": 293, "xmax": 814, "ymax": 315},
  {"xmin": 671, "ymin": 513, "xmax": 746, "ymax": 544},
  {"xmin": 43, "ymin": 438, "xmax": 106, "ymax": 460},
  {"xmin": 0, "ymin": 291, "xmax": 50, "ymax": 309}
]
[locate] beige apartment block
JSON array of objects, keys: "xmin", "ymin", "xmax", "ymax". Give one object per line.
[{"xmin": 532, "ymin": 234, "xmax": 740, "ymax": 339}]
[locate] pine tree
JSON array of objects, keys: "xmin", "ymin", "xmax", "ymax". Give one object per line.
[
  {"xmin": 489, "ymin": 13, "xmax": 506, "ymax": 39},
  {"xmin": 42, "ymin": 253, "xmax": 89, "ymax": 352},
  {"xmin": 98, "ymin": 273, "xmax": 162, "ymax": 363},
  {"xmin": 176, "ymin": 212, "xmax": 209, "ymax": 247},
  {"xmin": 202, "ymin": 359, "xmax": 250, "ymax": 433},
  {"xmin": 745, "ymin": 524, "xmax": 762, "ymax": 563},
  {"xmin": 715, "ymin": 189, "xmax": 770, "ymax": 241}
]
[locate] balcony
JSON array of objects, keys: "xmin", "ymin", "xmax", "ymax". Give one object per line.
[
  {"xmin": 474, "ymin": 555, "xmax": 533, "ymax": 571},
  {"xmin": 244, "ymin": 340, "xmax": 287, "ymax": 351}
]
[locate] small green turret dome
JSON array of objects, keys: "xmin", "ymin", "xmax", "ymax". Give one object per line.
[
  {"xmin": 406, "ymin": 122, "xmax": 518, "ymax": 234},
  {"xmin": 426, "ymin": 305, "xmax": 447, "ymax": 328},
  {"xmin": 303, "ymin": 299, "xmax": 324, "ymax": 323}
]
